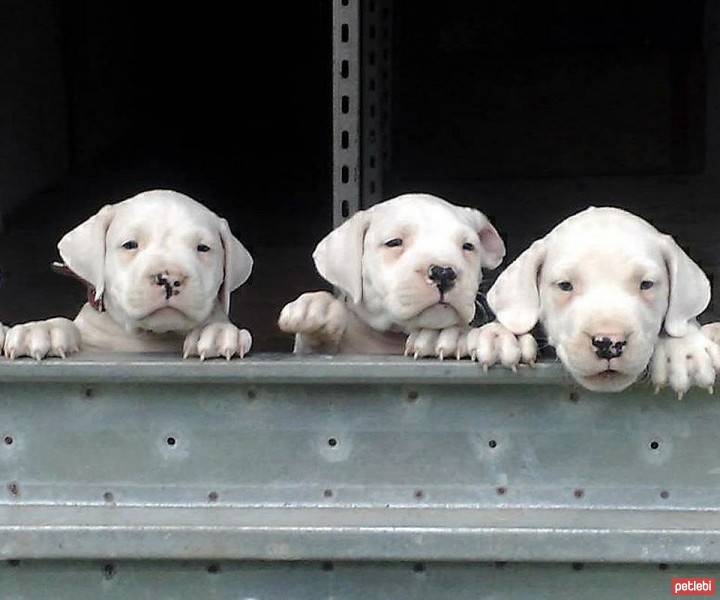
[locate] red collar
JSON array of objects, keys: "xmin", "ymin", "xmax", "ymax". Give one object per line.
[{"xmin": 52, "ymin": 262, "xmax": 104, "ymax": 312}]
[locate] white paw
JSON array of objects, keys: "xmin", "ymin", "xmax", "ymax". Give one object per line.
[
  {"xmin": 465, "ymin": 322, "xmax": 537, "ymax": 371},
  {"xmin": 4, "ymin": 318, "xmax": 81, "ymax": 360},
  {"xmin": 278, "ymin": 291, "xmax": 347, "ymax": 348},
  {"xmin": 702, "ymin": 322, "xmax": 720, "ymax": 346},
  {"xmin": 651, "ymin": 330, "xmax": 720, "ymax": 398},
  {"xmin": 405, "ymin": 326, "xmax": 465, "ymax": 360},
  {"xmin": 183, "ymin": 323, "xmax": 252, "ymax": 360}
]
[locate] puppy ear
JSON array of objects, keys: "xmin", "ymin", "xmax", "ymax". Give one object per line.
[
  {"xmin": 57, "ymin": 204, "xmax": 116, "ymax": 302},
  {"xmin": 487, "ymin": 239, "xmax": 547, "ymax": 334},
  {"xmin": 313, "ymin": 210, "xmax": 370, "ymax": 304},
  {"xmin": 218, "ymin": 218, "xmax": 253, "ymax": 314},
  {"xmin": 660, "ymin": 234, "xmax": 710, "ymax": 337},
  {"xmin": 457, "ymin": 207, "xmax": 506, "ymax": 269}
]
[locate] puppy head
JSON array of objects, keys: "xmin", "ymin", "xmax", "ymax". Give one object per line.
[
  {"xmin": 58, "ymin": 190, "xmax": 252, "ymax": 334},
  {"xmin": 312, "ymin": 193, "xmax": 505, "ymax": 331},
  {"xmin": 488, "ymin": 207, "xmax": 709, "ymax": 392}
]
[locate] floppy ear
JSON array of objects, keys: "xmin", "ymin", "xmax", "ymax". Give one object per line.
[
  {"xmin": 218, "ymin": 218, "xmax": 253, "ymax": 314},
  {"xmin": 487, "ymin": 238, "xmax": 547, "ymax": 334},
  {"xmin": 57, "ymin": 204, "xmax": 116, "ymax": 302},
  {"xmin": 660, "ymin": 234, "xmax": 710, "ymax": 337},
  {"xmin": 457, "ymin": 207, "xmax": 506, "ymax": 269},
  {"xmin": 312, "ymin": 210, "xmax": 371, "ymax": 304}
]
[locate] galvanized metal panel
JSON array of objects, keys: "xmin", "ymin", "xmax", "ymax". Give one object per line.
[
  {"xmin": 3, "ymin": 504, "xmax": 720, "ymax": 562},
  {"xmin": 0, "ymin": 354, "xmax": 719, "ymax": 563},
  {"xmin": 3, "ymin": 560, "xmax": 719, "ymax": 600}
]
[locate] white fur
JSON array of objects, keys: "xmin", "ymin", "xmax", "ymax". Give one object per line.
[
  {"xmin": 474, "ymin": 206, "xmax": 714, "ymax": 394},
  {"xmin": 4, "ymin": 190, "xmax": 253, "ymax": 360},
  {"xmin": 279, "ymin": 193, "xmax": 505, "ymax": 354}
]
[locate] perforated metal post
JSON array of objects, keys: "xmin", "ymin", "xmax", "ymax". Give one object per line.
[
  {"xmin": 333, "ymin": 0, "xmax": 361, "ymax": 226},
  {"xmin": 333, "ymin": 0, "xmax": 392, "ymax": 225}
]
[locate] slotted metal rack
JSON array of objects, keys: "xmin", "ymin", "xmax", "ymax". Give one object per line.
[{"xmin": 3, "ymin": 0, "xmax": 720, "ymax": 597}]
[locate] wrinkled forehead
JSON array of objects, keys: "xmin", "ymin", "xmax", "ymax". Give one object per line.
[
  {"xmin": 367, "ymin": 198, "xmax": 470, "ymax": 239},
  {"xmin": 109, "ymin": 198, "xmax": 219, "ymax": 238},
  {"xmin": 545, "ymin": 225, "xmax": 665, "ymax": 278}
]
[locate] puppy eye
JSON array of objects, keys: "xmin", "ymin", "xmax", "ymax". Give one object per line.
[
  {"xmin": 640, "ymin": 280, "xmax": 654, "ymax": 290},
  {"xmin": 384, "ymin": 238, "xmax": 403, "ymax": 248},
  {"xmin": 557, "ymin": 281, "xmax": 573, "ymax": 292},
  {"xmin": 197, "ymin": 244, "xmax": 211, "ymax": 252},
  {"xmin": 122, "ymin": 240, "xmax": 138, "ymax": 250},
  {"xmin": 462, "ymin": 242, "xmax": 475, "ymax": 251}
]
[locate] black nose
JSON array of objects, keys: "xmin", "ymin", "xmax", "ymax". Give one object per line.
[
  {"xmin": 154, "ymin": 272, "xmax": 182, "ymax": 300},
  {"xmin": 428, "ymin": 265, "xmax": 457, "ymax": 293},
  {"xmin": 592, "ymin": 336, "xmax": 627, "ymax": 360}
]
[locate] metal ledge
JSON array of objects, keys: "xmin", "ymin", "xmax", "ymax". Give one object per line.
[
  {"xmin": 1, "ymin": 352, "xmax": 718, "ymax": 564},
  {"xmin": 3, "ymin": 504, "xmax": 720, "ymax": 562},
  {"xmin": 0, "ymin": 352, "xmax": 573, "ymax": 385}
]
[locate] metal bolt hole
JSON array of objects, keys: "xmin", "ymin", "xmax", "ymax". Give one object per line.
[
  {"xmin": 4, "ymin": 436, "xmax": 13, "ymax": 445},
  {"xmin": 166, "ymin": 436, "xmax": 177, "ymax": 447},
  {"xmin": 328, "ymin": 438, "xmax": 338, "ymax": 448}
]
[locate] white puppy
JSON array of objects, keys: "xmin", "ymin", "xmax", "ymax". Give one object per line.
[
  {"xmin": 4, "ymin": 190, "xmax": 253, "ymax": 359},
  {"xmin": 279, "ymin": 193, "xmax": 505, "ymax": 356},
  {"xmin": 468, "ymin": 206, "xmax": 719, "ymax": 395}
]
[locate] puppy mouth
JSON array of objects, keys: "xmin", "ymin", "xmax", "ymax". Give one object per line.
[
  {"xmin": 138, "ymin": 306, "xmax": 189, "ymax": 321},
  {"xmin": 577, "ymin": 368, "xmax": 637, "ymax": 392}
]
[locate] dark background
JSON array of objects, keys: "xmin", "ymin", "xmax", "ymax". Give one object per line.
[
  {"xmin": 0, "ymin": 1, "xmax": 715, "ymax": 350},
  {"xmin": 0, "ymin": 1, "xmax": 332, "ymax": 350}
]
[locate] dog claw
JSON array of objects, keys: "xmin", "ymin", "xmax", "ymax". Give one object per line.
[
  {"xmin": 199, "ymin": 352, "xmax": 206, "ymax": 361},
  {"xmin": 654, "ymin": 385, "xmax": 661, "ymax": 395},
  {"xmin": 511, "ymin": 365, "xmax": 517, "ymax": 373},
  {"xmin": 677, "ymin": 390, "xmax": 685, "ymax": 401},
  {"xmin": 413, "ymin": 350, "xmax": 420, "ymax": 360},
  {"xmin": 438, "ymin": 349, "xmax": 444, "ymax": 361},
  {"xmin": 470, "ymin": 351, "xmax": 477, "ymax": 362},
  {"xmin": 482, "ymin": 363, "xmax": 489, "ymax": 373},
  {"xmin": 58, "ymin": 348, "xmax": 66, "ymax": 359},
  {"xmin": 709, "ymin": 386, "xmax": 714, "ymax": 395}
]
